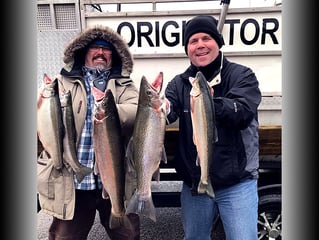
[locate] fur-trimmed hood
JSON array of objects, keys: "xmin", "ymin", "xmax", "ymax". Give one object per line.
[{"xmin": 62, "ymin": 25, "xmax": 133, "ymax": 77}]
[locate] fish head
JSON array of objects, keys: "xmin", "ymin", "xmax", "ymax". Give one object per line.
[
  {"xmin": 93, "ymin": 90, "xmax": 107, "ymax": 120},
  {"xmin": 102, "ymin": 89, "xmax": 117, "ymax": 113},
  {"xmin": 37, "ymin": 77, "xmax": 59, "ymax": 110},
  {"xmin": 38, "ymin": 78, "xmax": 59, "ymax": 113},
  {"xmin": 139, "ymin": 72, "xmax": 164, "ymax": 110},
  {"xmin": 151, "ymin": 72, "xmax": 163, "ymax": 93},
  {"xmin": 196, "ymin": 71, "xmax": 212, "ymax": 95},
  {"xmin": 43, "ymin": 73, "xmax": 52, "ymax": 84},
  {"xmin": 94, "ymin": 89, "xmax": 117, "ymax": 121},
  {"xmin": 189, "ymin": 76, "xmax": 201, "ymax": 98},
  {"xmin": 92, "ymin": 86, "xmax": 105, "ymax": 102},
  {"xmin": 190, "ymin": 71, "xmax": 212, "ymax": 98}
]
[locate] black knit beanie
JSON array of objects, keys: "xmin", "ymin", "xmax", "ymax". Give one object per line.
[{"xmin": 184, "ymin": 15, "xmax": 224, "ymax": 54}]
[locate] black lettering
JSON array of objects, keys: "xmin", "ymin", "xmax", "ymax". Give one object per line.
[
  {"xmin": 137, "ymin": 22, "xmax": 154, "ymax": 47},
  {"xmin": 261, "ymin": 18, "xmax": 279, "ymax": 44},
  {"xmin": 225, "ymin": 19, "xmax": 240, "ymax": 45},
  {"xmin": 117, "ymin": 22, "xmax": 135, "ymax": 47},
  {"xmin": 162, "ymin": 21, "xmax": 179, "ymax": 47},
  {"xmin": 116, "ymin": 17, "xmax": 280, "ymax": 49},
  {"xmin": 155, "ymin": 21, "xmax": 160, "ymax": 47},
  {"xmin": 241, "ymin": 19, "xmax": 259, "ymax": 45},
  {"xmin": 182, "ymin": 20, "xmax": 187, "ymax": 46}
]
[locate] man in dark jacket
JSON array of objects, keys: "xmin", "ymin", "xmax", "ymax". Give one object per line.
[{"xmin": 165, "ymin": 15, "xmax": 262, "ymax": 240}]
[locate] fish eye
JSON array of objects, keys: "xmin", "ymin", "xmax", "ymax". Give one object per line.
[{"xmin": 146, "ymin": 89, "xmax": 152, "ymax": 96}]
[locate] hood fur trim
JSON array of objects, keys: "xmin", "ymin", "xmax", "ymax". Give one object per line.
[{"xmin": 63, "ymin": 25, "xmax": 133, "ymax": 76}]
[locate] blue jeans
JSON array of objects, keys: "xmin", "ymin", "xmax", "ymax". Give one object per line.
[{"xmin": 181, "ymin": 179, "xmax": 258, "ymax": 240}]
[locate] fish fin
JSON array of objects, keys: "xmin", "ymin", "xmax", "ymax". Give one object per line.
[
  {"xmin": 192, "ymin": 126, "xmax": 199, "ymax": 147},
  {"xmin": 161, "ymin": 146, "xmax": 168, "ymax": 164},
  {"xmin": 125, "ymin": 193, "xmax": 138, "ymax": 215},
  {"xmin": 93, "ymin": 161, "xmax": 99, "ymax": 175},
  {"xmin": 125, "ymin": 193, "xmax": 157, "ymax": 222},
  {"xmin": 102, "ymin": 188, "xmax": 109, "ymax": 199},
  {"xmin": 152, "ymin": 168, "xmax": 160, "ymax": 182},
  {"xmin": 125, "ymin": 169, "xmax": 137, "ymax": 203},
  {"xmin": 158, "ymin": 94, "xmax": 169, "ymax": 117},
  {"xmin": 198, "ymin": 178, "xmax": 215, "ymax": 198},
  {"xmin": 125, "ymin": 137, "xmax": 136, "ymax": 174},
  {"xmin": 75, "ymin": 166, "xmax": 93, "ymax": 183},
  {"xmin": 213, "ymin": 126, "xmax": 218, "ymax": 143},
  {"xmin": 37, "ymin": 94, "xmax": 43, "ymax": 109},
  {"xmin": 195, "ymin": 156, "xmax": 200, "ymax": 166},
  {"xmin": 125, "ymin": 137, "xmax": 133, "ymax": 163},
  {"xmin": 190, "ymin": 96, "xmax": 194, "ymax": 113}
]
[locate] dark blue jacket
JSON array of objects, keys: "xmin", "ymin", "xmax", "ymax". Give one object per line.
[{"xmin": 165, "ymin": 52, "xmax": 262, "ymax": 191}]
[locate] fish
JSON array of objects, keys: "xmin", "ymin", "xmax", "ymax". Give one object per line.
[
  {"xmin": 37, "ymin": 74, "xmax": 64, "ymax": 170},
  {"xmin": 60, "ymin": 90, "xmax": 93, "ymax": 183},
  {"xmin": 125, "ymin": 72, "xmax": 167, "ymax": 222},
  {"xmin": 92, "ymin": 89, "xmax": 132, "ymax": 230},
  {"xmin": 189, "ymin": 71, "xmax": 218, "ymax": 198}
]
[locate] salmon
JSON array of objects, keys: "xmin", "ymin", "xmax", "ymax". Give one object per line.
[
  {"xmin": 37, "ymin": 76, "xmax": 64, "ymax": 170},
  {"xmin": 93, "ymin": 89, "xmax": 132, "ymax": 230},
  {"xmin": 189, "ymin": 71, "xmax": 218, "ymax": 198},
  {"xmin": 125, "ymin": 72, "xmax": 167, "ymax": 222},
  {"xmin": 60, "ymin": 90, "xmax": 93, "ymax": 183}
]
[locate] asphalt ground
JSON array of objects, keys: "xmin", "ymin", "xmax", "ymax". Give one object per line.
[
  {"xmin": 38, "ymin": 207, "xmax": 225, "ymax": 240},
  {"xmin": 37, "ymin": 181, "xmax": 226, "ymax": 240},
  {"xmin": 38, "ymin": 207, "xmax": 184, "ymax": 240}
]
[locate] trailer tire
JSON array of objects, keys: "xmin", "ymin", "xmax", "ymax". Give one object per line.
[{"xmin": 258, "ymin": 193, "xmax": 282, "ymax": 240}]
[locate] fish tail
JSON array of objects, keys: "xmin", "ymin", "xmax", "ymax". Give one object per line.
[
  {"xmin": 125, "ymin": 193, "xmax": 156, "ymax": 222},
  {"xmin": 122, "ymin": 214, "xmax": 134, "ymax": 230},
  {"xmin": 109, "ymin": 213, "xmax": 133, "ymax": 230},
  {"xmin": 198, "ymin": 179, "xmax": 215, "ymax": 198},
  {"xmin": 75, "ymin": 166, "xmax": 93, "ymax": 183}
]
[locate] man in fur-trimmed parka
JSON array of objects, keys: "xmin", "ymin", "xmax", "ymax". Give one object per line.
[{"xmin": 37, "ymin": 25, "xmax": 140, "ymax": 239}]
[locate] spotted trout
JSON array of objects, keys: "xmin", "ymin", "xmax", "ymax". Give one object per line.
[
  {"xmin": 189, "ymin": 71, "xmax": 218, "ymax": 198},
  {"xmin": 93, "ymin": 89, "xmax": 132, "ymax": 230},
  {"xmin": 37, "ymin": 75, "xmax": 64, "ymax": 169},
  {"xmin": 125, "ymin": 72, "xmax": 167, "ymax": 222},
  {"xmin": 60, "ymin": 90, "xmax": 93, "ymax": 183}
]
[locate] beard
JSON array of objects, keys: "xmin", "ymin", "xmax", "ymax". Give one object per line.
[{"xmin": 95, "ymin": 64, "xmax": 111, "ymax": 71}]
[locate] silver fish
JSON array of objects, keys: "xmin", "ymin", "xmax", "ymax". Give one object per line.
[
  {"xmin": 37, "ymin": 75, "xmax": 64, "ymax": 170},
  {"xmin": 189, "ymin": 71, "xmax": 218, "ymax": 198},
  {"xmin": 60, "ymin": 90, "xmax": 93, "ymax": 183},
  {"xmin": 125, "ymin": 72, "xmax": 167, "ymax": 222},
  {"xmin": 93, "ymin": 89, "xmax": 132, "ymax": 230}
]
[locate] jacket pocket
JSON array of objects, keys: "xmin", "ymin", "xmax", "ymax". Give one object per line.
[
  {"xmin": 37, "ymin": 151, "xmax": 56, "ymax": 199},
  {"xmin": 37, "ymin": 150, "xmax": 75, "ymax": 220}
]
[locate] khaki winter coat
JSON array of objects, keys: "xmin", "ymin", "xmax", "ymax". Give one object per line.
[{"xmin": 37, "ymin": 25, "xmax": 139, "ymax": 220}]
